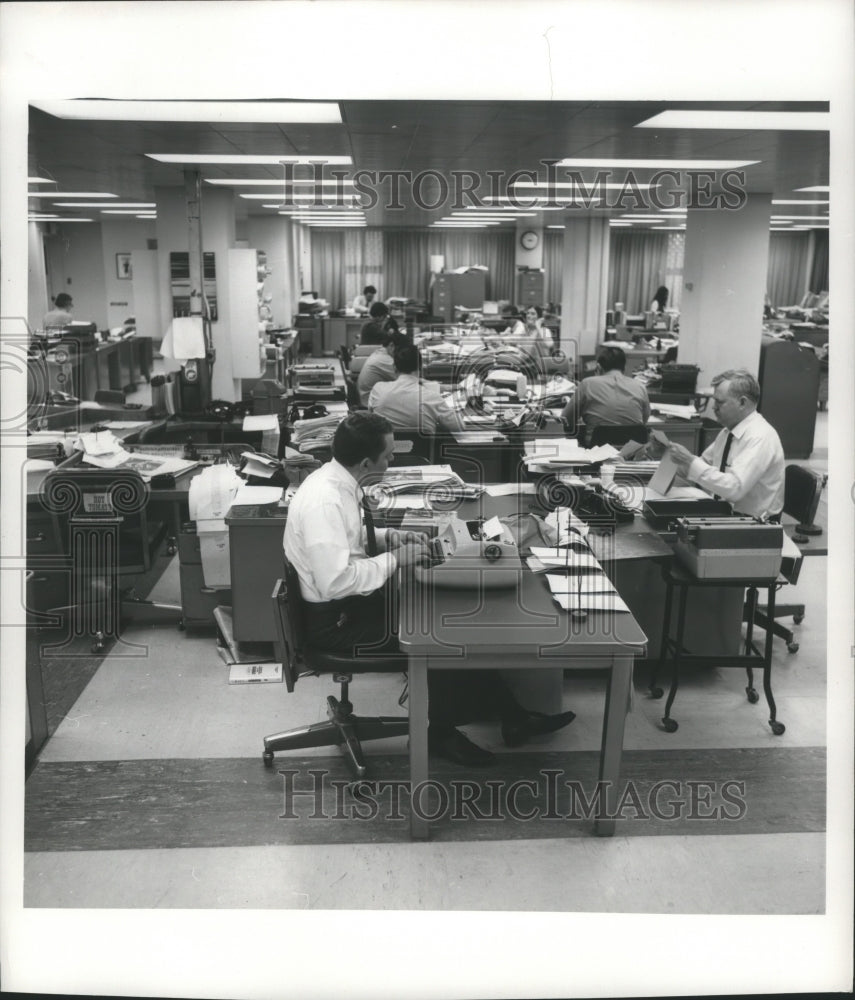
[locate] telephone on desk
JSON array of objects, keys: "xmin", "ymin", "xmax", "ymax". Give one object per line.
[{"xmin": 413, "ymin": 515, "xmax": 521, "ymax": 589}]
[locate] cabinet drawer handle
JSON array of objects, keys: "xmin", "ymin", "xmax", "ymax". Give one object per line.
[
  {"xmin": 200, "ymin": 587, "xmax": 217, "ymax": 595},
  {"xmin": 28, "ymin": 532, "xmax": 47, "ymax": 543}
]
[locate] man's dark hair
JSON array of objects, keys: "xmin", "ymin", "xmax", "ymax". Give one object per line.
[
  {"xmin": 382, "ymin": 329, "xmax": 409, "ymax": 351},
  {"xmin": 393, "ymin": 344, "xmax": 420, "ymax": 375},
  {"xmin": 596, "ymin": 346, "xmax": 627, "ymax": 372},
  {"xmin": 369, "ymin": 301, "xmax": 389, "ymax": 319},
  {"xmin": 363, "ymin": 285, "xmax": 377, "ymax": 296},
  {"xmin": 54, "ymin": 293, "xmax": 73, "ymax": 309},
  {"xmin": 333, "ymin": 411, "xmax": 393, "ymax": 466}
]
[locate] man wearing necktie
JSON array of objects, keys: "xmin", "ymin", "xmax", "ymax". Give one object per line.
[
  {"xmin": 284, "ymin": 412, "xmax": 576, "ymax": 766},
  {"xmin": 666, "ymin": 369, "xmax": 785, "ymax": 521}
]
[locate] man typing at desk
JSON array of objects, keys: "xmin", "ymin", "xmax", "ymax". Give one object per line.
[
  {"xmin": 283, "ymin": 412, "xmax": 576, "ymax": 766},
  {"xmin": 666, "ymin": 369, "xmax": 784, "ymax": 521}
]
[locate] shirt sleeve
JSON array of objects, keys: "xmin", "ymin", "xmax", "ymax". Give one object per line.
[
  {"xmin": 640, "ymin": 386, "xmax": 651, "ymax": 423},
  {"xmin": 302, "ymin": 498, "xmax": 397, "ymax": 600},
  {"xmin": 687, "ymin": 432, "xmax": 774, "ymax": 505}
]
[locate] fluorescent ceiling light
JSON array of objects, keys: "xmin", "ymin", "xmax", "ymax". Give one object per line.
[
  {"xmin": 558, "ymin": 157, "xmax": 759, "ymax": 169},
  {"xmin": 608, "ymin": 222, "xmax": 632, "ymax": 226},
  {"xmin": 450, "ymin": 214, "xmax": 520, "ymax": 220},
  {"xmin": 547, "ymin": 225, "xmax": 565, "ymax": 229},
  {"xmin": 636, "ymin": 110, "xmax": 830, "ymax": 131},
  {"xmin": 657, "ymin": 226, "xmax": 686, "ymax": 230},
  {"xmin": 772, "ymin": 199, "xmax": 829, "ymax": 205},
  {"xmin": 28, "ymin": 177, "xmax": 56, "ymax": 184},
  {"xmin": 27, "ymin": 191, "xmax": 118, "ymax": 198},
  {"xmin": 514, "ymin": 181, "xmax": 650, "ymax": 191},
  {"xmin": 101, "ymin": 209, "xmax": 156, "ymax": 215},
  {"xmin": 55, "ymin": 202, "xmax": 156, "ymax": 208},
  {"xmin": 620, "ymin": 215, "xmax": 685, "ymax": 221},
  {"xmin": 147, "ymin": 154, "xmax": 352, "ymax": 165},
  {"xmin": 240, "ymin": 193, "xmax": 358, "ymax": 201},
  {"xmin": 136, "ymin": 215, "xmax": 156, "ymax": 219},
  {"xmin": 661, "ymin": 207, "xmax": 688, "ymax": 212},
  {"xmin": 32, "ymin": 100, "xmax": 341, "ymax": 123},
  {"xmin": 771, "ymin": 214, "xmax": 829, "ymax": 220},
  {"xmin": 795, "ymin": 186, "xmax": 829, "ymax": 193},
  {"xmin": 28, "ymin": 217, "xmax": 93, "ymax": 222},
  {"xmin": 208, "ymin": 178, "xmax": 354, "ymax": 187}
]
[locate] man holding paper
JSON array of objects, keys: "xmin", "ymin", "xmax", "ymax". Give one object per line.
[{"xmin": 666, "ymin": 369, "xmax": 785, "ymax": 521}]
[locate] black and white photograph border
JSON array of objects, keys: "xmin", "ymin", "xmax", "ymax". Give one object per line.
[{"xmin": 1, "ymin": 2, "xmax": 852, "ymax": 998}]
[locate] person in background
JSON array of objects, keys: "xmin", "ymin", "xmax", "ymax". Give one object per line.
[
  {"xmin": 561, "ymin": 346, "xmax": 650, "ymax": 443},
  {"xmin": 356, "ymin": 330, "xmax": 408, "ymax": 407},
  {"xmin": 650, "ymin": 286, "xmax": 669, "ymax": 314},
  {"xmin": 667, "ymin": 369, "xmax": 784, "ymax": 521},
  {"xmin": 43, "ymin": 293, "xmax": 74, "ymax": 330},
  {"xmin": 352, "ymin": 284, "xmax": 378, "ymax": 316},
  {"xmin": 283, "ymin": 411, "xmax": 577, "ymax": 766},
  {"xmin": 369, "ymin": 344, "xmax": 467, "ymax": 435},
  {"xmin": 359, "ymin": 301, "xmax": 399, "ymax": 345}
]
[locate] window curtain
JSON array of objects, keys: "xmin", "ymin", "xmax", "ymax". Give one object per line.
[
  {"xmin": 382, "ymin": 230, "xmax": 516, "ymax": 302},
  {"xmin": 607, "ymin": 231, "xmax": 672, "ymax": 313},
  {"xmin": 766, "ymin": 231, "xmax": 810, "ymax": 308},
  {"xmin": 808, "ymin": 230, "xmax": 828, "ymax": 293},
  {"xmin": 309, "ymin": 231, "xmax": 345, "ymax": 309},
  {"xmin": 383, "ymin": 230, "xmax": 433, "ymax": 300},
  {"xmin": 543, "ymin": 229, "xmax": 563, "ymax": 307},
  {"xmin": 344, "ymin": 229, "xmax": 383, "ymax": 305}
]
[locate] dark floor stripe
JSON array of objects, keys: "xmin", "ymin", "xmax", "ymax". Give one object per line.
[{"xmin": 25, "ymin": 747, "xmax": 826, "ymax": 850}]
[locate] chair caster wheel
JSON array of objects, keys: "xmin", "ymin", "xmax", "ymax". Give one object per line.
[
  {"xmin": 166, "ymin": 537, "xmax": 177, "ymax": 556},
  {"xmin": 91, "ymin": 632, "xmax": 105, "ymax": 655},
  {"xmin": 746, "ymin": 687, "xmax": 760, "ymax": 704},
  {"xmin": 769, "ymin": 720, "xmax": 786, "ymax": 736},
  {"xmin": 648, "ymin": 686, "xmax": 663, "ymax": 699},
  {"xmin": 661, "ymin": 717, "xmax": 678, "ymax": 733},
  {"xmin": 263, "ymin": 750, "xmax": 274, "ymax": 768},
  {"xmin": 787, "ymin": 642, "xmax": 799, "ymax": 653},
  {"xmin": 792, "ymin": 613, "xmax": 804, "ymax": 625},
  {"xmin": 178, "ymin": 619, "xmax": 186, "ymax": 631}
]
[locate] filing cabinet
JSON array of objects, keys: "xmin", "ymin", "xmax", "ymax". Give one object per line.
[
  {"xmin": 178, "ymin": 523, "xmax": 231, "ymax": 628},
  {"xmin": 516, "ymin": 271, "xmax": 544, "ymax": 307}
]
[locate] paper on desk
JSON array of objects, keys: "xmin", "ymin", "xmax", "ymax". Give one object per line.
[
  {"xmin": 484, "ymin": 482, "xmax": 537, "ymax": 497},
  {"xmin": 531, "ymin": 547, "xmax": 601, "ymax": 569},
  {"xmin": 481, "ymin": 515, "xmax": 503, "ymax": 539},
  {"xmin": 242, "ymin": 414, "xmax": 279, "ymax": 432},
  {"xmin": 650, "ymin": 403, "xmax": 697, "ymax": 420},
  {"xmin": 161, "ymin": 316, "xmax": 205, "ymax": 361},
  {"xmin": 76, "ymin": 430, "xmax": 122, "ymax": 457},
  {"xmin": 552, "ymin": 592, "xmax": 632, "ymax": 614},
  {"xmin": 546, "ymin": 571, "xmax": 615, "ymax": 594},
  {"xmin": 232, "ymin": 484, "xmax": 283, "ymax": 506},
  {"xmin": 644, "ymin": 484, "xmax": 709, "ymax": 502},
  {"xmin": 99, "ymin": 421, "xmax": 152, "ymax": 429}
]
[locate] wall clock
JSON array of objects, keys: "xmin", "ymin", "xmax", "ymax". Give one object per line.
[{"xmin": 520, "ymin": 230, "xmax": 539, "ymax": 250}]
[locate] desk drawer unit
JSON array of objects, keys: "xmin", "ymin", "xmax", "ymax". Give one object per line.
[{"xmin": 226, "ymin": 508, "xmax": 288, "ymax": 643}]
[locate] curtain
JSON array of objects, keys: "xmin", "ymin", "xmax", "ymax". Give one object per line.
[
  {"xmin": 310, "ymin": 231, "xmax": 345, "ymax": 309},
  {"xmin": 344, "ymin": 229, "xmax": 383, "ymax": 305},
  {"xmin": 382, "ymin": 230, "xmax": 516, "ymax": 302},
  {"xmin": 383, "ymin": 230, "xmax": 433, "ymax": 300},
  {"xmin": 607, "ymin": 231, "xmax": 672, "ymax": 313},
  {"xmin": 543, "ymin": 230, "xmax": 563, "ymax": 306},
  {"xmin": 766, "ymin": 231, "xmax": 810, "ymax": 308},
  {"xmin": 808, "ymin": 230, "xmax": 828, "ymax": 293}
]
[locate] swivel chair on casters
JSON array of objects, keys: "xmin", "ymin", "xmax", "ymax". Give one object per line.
[
  {"xmin": 748, "ymin": 464, "xmax": 827, "ymax": 653},
  {"xmin": 262, "ymin": 556, "xmax": 409, "ymax": 779}
]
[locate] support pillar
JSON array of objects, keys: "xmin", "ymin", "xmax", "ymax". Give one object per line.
[{"xmin": 560, "ymin": 216, "xmax": 610, "ymax": 364}]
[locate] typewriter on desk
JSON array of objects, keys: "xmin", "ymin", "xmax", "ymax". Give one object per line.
[
  {"xmin": 413, "ymin": 515, "xmax": 521, "ymax": 589},
  {"xmin": 290, "ymin": 363, "xmax": 335, "ymax": 388},
  {"xmin": 673, "ymin": 517, "xmax": 783, "ymax": 580}
]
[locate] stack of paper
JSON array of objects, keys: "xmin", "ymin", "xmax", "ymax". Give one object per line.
[
  {"xmin": 524, "ymin": 439, "xmax": 620, "ymax": 468},
  {"xmin": 241, "ymin": 452, "xmax": 280, "ymax": 479}
]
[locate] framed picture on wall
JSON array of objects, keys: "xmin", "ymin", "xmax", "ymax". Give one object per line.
[{"xmin": 116, "ymin": 253, "xmax": 133, "ymax": 280}]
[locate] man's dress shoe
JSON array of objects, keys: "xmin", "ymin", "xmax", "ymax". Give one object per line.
[{"xmin": 501, "ymin": 709, "xmax": 577, "ymax": 748}]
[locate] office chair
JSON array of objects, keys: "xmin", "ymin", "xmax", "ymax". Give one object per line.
[
  {"xmin": 588, "ymin": 424, "xmax": 649, "ymax": 449},
  {"xmin": 262, "ymin": 559, "xmax": 409, "ymax": 779},
  {"xmin": 749, "ymin": 464, "xmax": 827, "ymax": 654},
  {"xmin": 41, "ymin": 467, "xmax": 182, "ymax": 654}
]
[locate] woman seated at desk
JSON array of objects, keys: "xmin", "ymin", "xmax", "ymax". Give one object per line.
[{"xmin": 488, "ymin": 306, "xmax": 553, "ymax": 358}]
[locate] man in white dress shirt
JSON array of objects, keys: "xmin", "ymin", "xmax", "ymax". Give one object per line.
[
  {"xmin": 283, "ymin": 412, "xmax": 576, "ymax": 765},
  {"xmin": 667, "ymin": 369, "xmax": 785, "ymax": 521}
]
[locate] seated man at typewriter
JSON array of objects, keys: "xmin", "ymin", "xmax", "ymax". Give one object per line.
[
  {"xmin": 666, "ymin": 369, "xmax": 784, "ymax": 521},
  {"xmin": 283, "ymin": 412, "xmax": 576, "ymax": 767}
]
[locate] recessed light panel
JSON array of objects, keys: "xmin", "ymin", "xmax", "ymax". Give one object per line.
[
  {"xmin": 32, "ymin": 100, "xmax": 341, "ymax": 123},
  {"xmin": 636, "ymin": 110, "xmax": 829, "ymax": 131}
]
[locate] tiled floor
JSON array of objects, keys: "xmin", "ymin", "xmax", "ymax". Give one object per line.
[{"xmin": 24, "ymin": 409, "xmax": 832, "ymax": 913}]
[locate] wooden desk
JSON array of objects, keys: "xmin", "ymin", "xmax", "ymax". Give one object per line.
[{"xmin": 398, "ymin": 569, "xmax": 647, "ymax": 839}]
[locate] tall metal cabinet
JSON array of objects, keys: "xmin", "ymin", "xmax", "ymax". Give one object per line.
[
  {"xmin": 757, "ymin": 335, "xmax": 820, "ymax": 459},
  {"xmin": 431, "ymin": 272, "xmax": 487, "ymax": 321}
]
